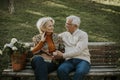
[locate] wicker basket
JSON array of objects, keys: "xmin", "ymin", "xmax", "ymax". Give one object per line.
[{"xmin": 11, "ymin": 53, "xmax": 26, "ymax": 71}]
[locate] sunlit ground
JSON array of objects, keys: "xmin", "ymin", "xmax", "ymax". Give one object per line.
[{"xmin": 92, "ymin": 0, "xmax": 120, "ymax": 6}]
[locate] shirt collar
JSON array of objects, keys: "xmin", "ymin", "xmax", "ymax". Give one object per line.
[{"xmin": 72, "ymin": 29, "xmax": 79, "ymax": 35}]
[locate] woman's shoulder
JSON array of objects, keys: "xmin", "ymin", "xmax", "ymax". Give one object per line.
[
  {"xmin": 32, "ymin": 34, "xmax": 41, "ymax": 40},
  {"xmin": 32, "ymin": 34, "xmax": 41, "ymax": 45},
  {"xmin": 52, "ymin": 33, "xmax": 63, "ymax": 43}
]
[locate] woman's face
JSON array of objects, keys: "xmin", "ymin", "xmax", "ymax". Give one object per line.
[{"xmin": 43, "ymin": 20, "xmax": 54, "ymax": 33}]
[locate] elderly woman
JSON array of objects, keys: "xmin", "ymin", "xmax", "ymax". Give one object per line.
[{"xmin": 28, "ymin": 17, "xmax": 64, "ymax": 80}]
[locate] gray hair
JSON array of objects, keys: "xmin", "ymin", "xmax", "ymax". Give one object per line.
[
  {"xmin": 66, "ymin": 15, "xmax": 81, "ymax": 27},
  {"xmin": 36, "ymin": 17, "xmax": 55, "ymax": 33}
]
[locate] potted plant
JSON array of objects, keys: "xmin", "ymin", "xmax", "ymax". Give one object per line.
[{"xmin": 2, "ymin": 38, "xmax": 31, "ymax": 71}]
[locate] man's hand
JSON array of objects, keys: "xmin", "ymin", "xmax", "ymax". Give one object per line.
[{"xmin": 53, "ymin": 50, "xmax": 63, "ymax": 59}]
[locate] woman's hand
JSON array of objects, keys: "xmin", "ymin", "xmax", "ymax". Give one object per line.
[{"xmin": 41, "ymin": 32, "xmax": 46, "ymax": 42}]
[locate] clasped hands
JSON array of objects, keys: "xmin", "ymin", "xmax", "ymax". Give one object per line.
[{"xmin": 53, "ymin": 50, "xmax": 63, "ymax": 59}]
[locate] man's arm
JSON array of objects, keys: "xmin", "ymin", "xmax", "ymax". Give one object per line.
[{"xmin": 55, "ymin": 32, "xmax": 88, "ymax": 59}]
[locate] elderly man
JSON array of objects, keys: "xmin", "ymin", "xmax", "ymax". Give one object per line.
[{"xmin": 54, "ymin": 15, "xmax": 91, "ymax": 80}]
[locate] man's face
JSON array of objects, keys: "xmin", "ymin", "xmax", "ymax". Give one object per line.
[{"xmin": 65, "ymin": 19, "xmax": 76, "ymax": 33}]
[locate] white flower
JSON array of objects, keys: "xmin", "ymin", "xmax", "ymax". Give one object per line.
[
  {"xmin": 0, "ymin": 49, "xmax": 2, "ymax": 55},
  {"xmin": 4, "ymin": 43, "xmax": 13, "ymax": 48},
  {"xmin": 30, "ymin": 47, "xmax": 34, "ymax": 50},
  {"xmin": 12, "ymin": 47, "xmax": 18, "ymax": 51},
  {"xmin": 11, "ymin": 38, "xmax": 18, "ymax": 44},
  {"xmin": 24, "ymin": 43, "xmax": 30, "ymax": 48}
]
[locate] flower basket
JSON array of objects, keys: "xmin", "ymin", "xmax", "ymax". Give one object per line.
[
  {"xmin": 11, "ymin": 53, "xmax": 26, "ymax": 71},
  {"xmin": 1, "ymin": 38, "xmax": 31, "ymax": 71},
  {"xmin": 2, "ymin": 38, "xmax": 30, "ymax": 71}
]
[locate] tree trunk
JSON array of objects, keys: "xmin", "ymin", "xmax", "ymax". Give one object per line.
[{"xmin": 8, "ymin": 0, "xmax": 15, "ymax": 14}]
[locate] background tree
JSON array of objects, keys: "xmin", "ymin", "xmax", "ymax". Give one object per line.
[
  {"xmin": 8, "ymin": 0, "xmax": 15, "ymax": 14},
  {"xmin": 0, "ymin": 0, "xmax": 15, "ymax": 14}
]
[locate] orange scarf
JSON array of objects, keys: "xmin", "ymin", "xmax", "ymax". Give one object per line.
[{"xmin": 32, "ymin": 34, "xmax": 56, "ymax": 54}]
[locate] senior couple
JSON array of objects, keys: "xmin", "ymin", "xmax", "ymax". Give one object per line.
[{"xmin": 27, "ymin": 15, "xmax": 91, "ymax": 80}]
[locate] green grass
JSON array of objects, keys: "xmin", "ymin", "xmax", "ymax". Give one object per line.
[
  {"xmin": 0, "ymin": 0, "xmax": 120, "ymax": 79},
  {"xmin": 0, "ymin": 0, "xmax": 120, "ymax": 46}
]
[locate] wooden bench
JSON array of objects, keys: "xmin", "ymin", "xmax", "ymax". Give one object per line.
[{"xmin": 2, "ymin": 42, "xmax": 120, "ymax": 80}]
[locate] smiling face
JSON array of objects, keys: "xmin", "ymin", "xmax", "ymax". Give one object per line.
[
  {"xmin": 41, "ymin": 20, "xmax": 54, "ymax": 33},
  {"xmin": 65, "ymin": 19, "xmax": 77, "ymax": 34}
]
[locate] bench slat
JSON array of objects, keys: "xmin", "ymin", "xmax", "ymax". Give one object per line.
[{"xmin": 2, "ymin": 68, "xmax": 120, "ymax": 77}]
